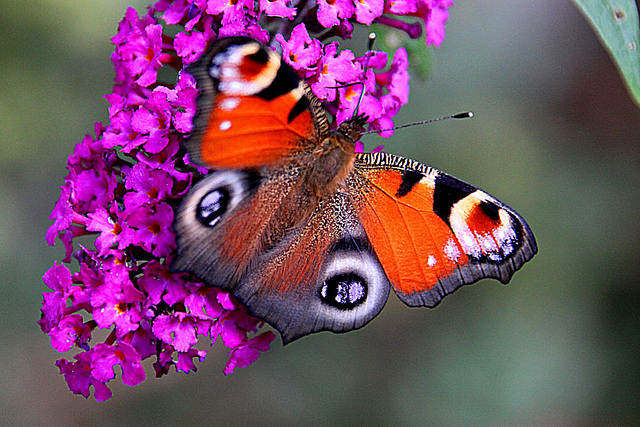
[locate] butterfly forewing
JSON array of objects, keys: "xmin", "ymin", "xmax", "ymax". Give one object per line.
[
  {"xmin": 351, "ymin": 152, "xmax": 537, "ymax": 307},
  {"xmin": 184, "ymin": 37, "xmax": 327, "ymax": 169}
]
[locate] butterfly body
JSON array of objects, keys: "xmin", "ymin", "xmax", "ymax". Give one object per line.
[{"xmin": 173, "ymin": 37, "xmax": 537, "ymax": 343}]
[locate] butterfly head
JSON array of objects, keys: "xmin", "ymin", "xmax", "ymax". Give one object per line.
[{"xmin": 336, "ymin": 113, "xmax": 368, "ymax": 145}]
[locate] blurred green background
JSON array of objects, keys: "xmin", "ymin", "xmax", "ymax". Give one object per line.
[{"xmin": 2, "ymin": 0, "xmax": 639, "ymax": 424}]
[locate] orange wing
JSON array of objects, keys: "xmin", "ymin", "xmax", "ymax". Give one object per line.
[
  {"xmin": 184, "ymin": 37, "xmax": 327, "ymax": 169},
  {"xmin": 197, "ymin": 93, "xmax": 315, "ymax": 168},
  {"xmin": 352, "ymin": 152, "xmax": 537, "ymax": 307}
]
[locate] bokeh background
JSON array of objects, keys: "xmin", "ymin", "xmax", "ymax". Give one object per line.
[{"xmin": 2, "ymin": 0, "xmax": 639, "ymax": 424}]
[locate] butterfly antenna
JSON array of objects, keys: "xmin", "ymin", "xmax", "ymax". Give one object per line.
[
  {"xmin": 361, "ymin": 32, "xmax": 377, "ymax": 72},
  {"xmin": 368, "ymin": 32, "xmax": 377, "ymax": 50},
  {"xmin": 362, "ymin": 112, "xmax": 474, "ymax": 135},
  {"xmin": 327, "ymin": 82, "xmax": 367, "ymax": 119},
  {"xmin": 328, "ymin": 33, "xmax": 378, "ymax": 121},
  {"xmin": 348, "ymin": 33, "xmax": 378, "ymax": 120},
  {"xmin": 352, "ymin": 83, "xmax": 366, "ymax": 120}
]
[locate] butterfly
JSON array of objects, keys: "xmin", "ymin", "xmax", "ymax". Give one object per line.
[{"xmin": 172, "ymin": 37, "xmax": 537, "ymax": 344}]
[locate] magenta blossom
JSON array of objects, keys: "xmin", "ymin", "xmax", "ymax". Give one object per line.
[{"xmin": 42, "ymin": 0, "xmax": 454, "ymax": 401}]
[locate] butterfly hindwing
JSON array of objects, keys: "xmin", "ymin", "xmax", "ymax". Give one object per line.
[
  {"xmin": 351, "ymin": 152, "xmax": 537, "ymax": 307},
  {"xmin": 234, "ymin": 191, "xmax": 391, "ymax": 343},
  {"xmin": 185, "ymin": 37, "xmax": 328, "ymax": 169},
  {"xmin": 173, "ymin": 166, "xmax": 390, "ymax": 343},
  {"xmin": 172, "ymin": 169, "xmax": 265, "ymax": 288}
]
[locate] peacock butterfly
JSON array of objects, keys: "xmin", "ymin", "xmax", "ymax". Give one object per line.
[{"xmin": 172, "ymin": 37, "xmax": 537, "ymax": 343}]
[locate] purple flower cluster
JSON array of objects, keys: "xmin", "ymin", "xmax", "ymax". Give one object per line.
[{"xmin": 42, "ymin": 0, "xmax": 453, "ymax": 401}]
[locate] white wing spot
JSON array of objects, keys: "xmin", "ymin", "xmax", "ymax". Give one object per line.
[
  {"xmin": 428, "ymin": 255, "xmax": 437, "ymax": 267},
  {"xmin": 219, "ymin": 98, "xmax": 240, "ymax": 111},
  {"xmin": 219, "ymin": 120, "xmax": 232, "ymax": 131},
  {"xmin": 419, "ymin": 169, "xmax": 438, "ymax": 187},
  {"xmin": 444, "ymin": 239, "xmax": 461, "ymax": 263}
]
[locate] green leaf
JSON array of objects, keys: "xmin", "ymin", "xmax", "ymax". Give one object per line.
[{"xmin": 572, "ymin": 0, "xmax": 640, "ymax": 106}]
